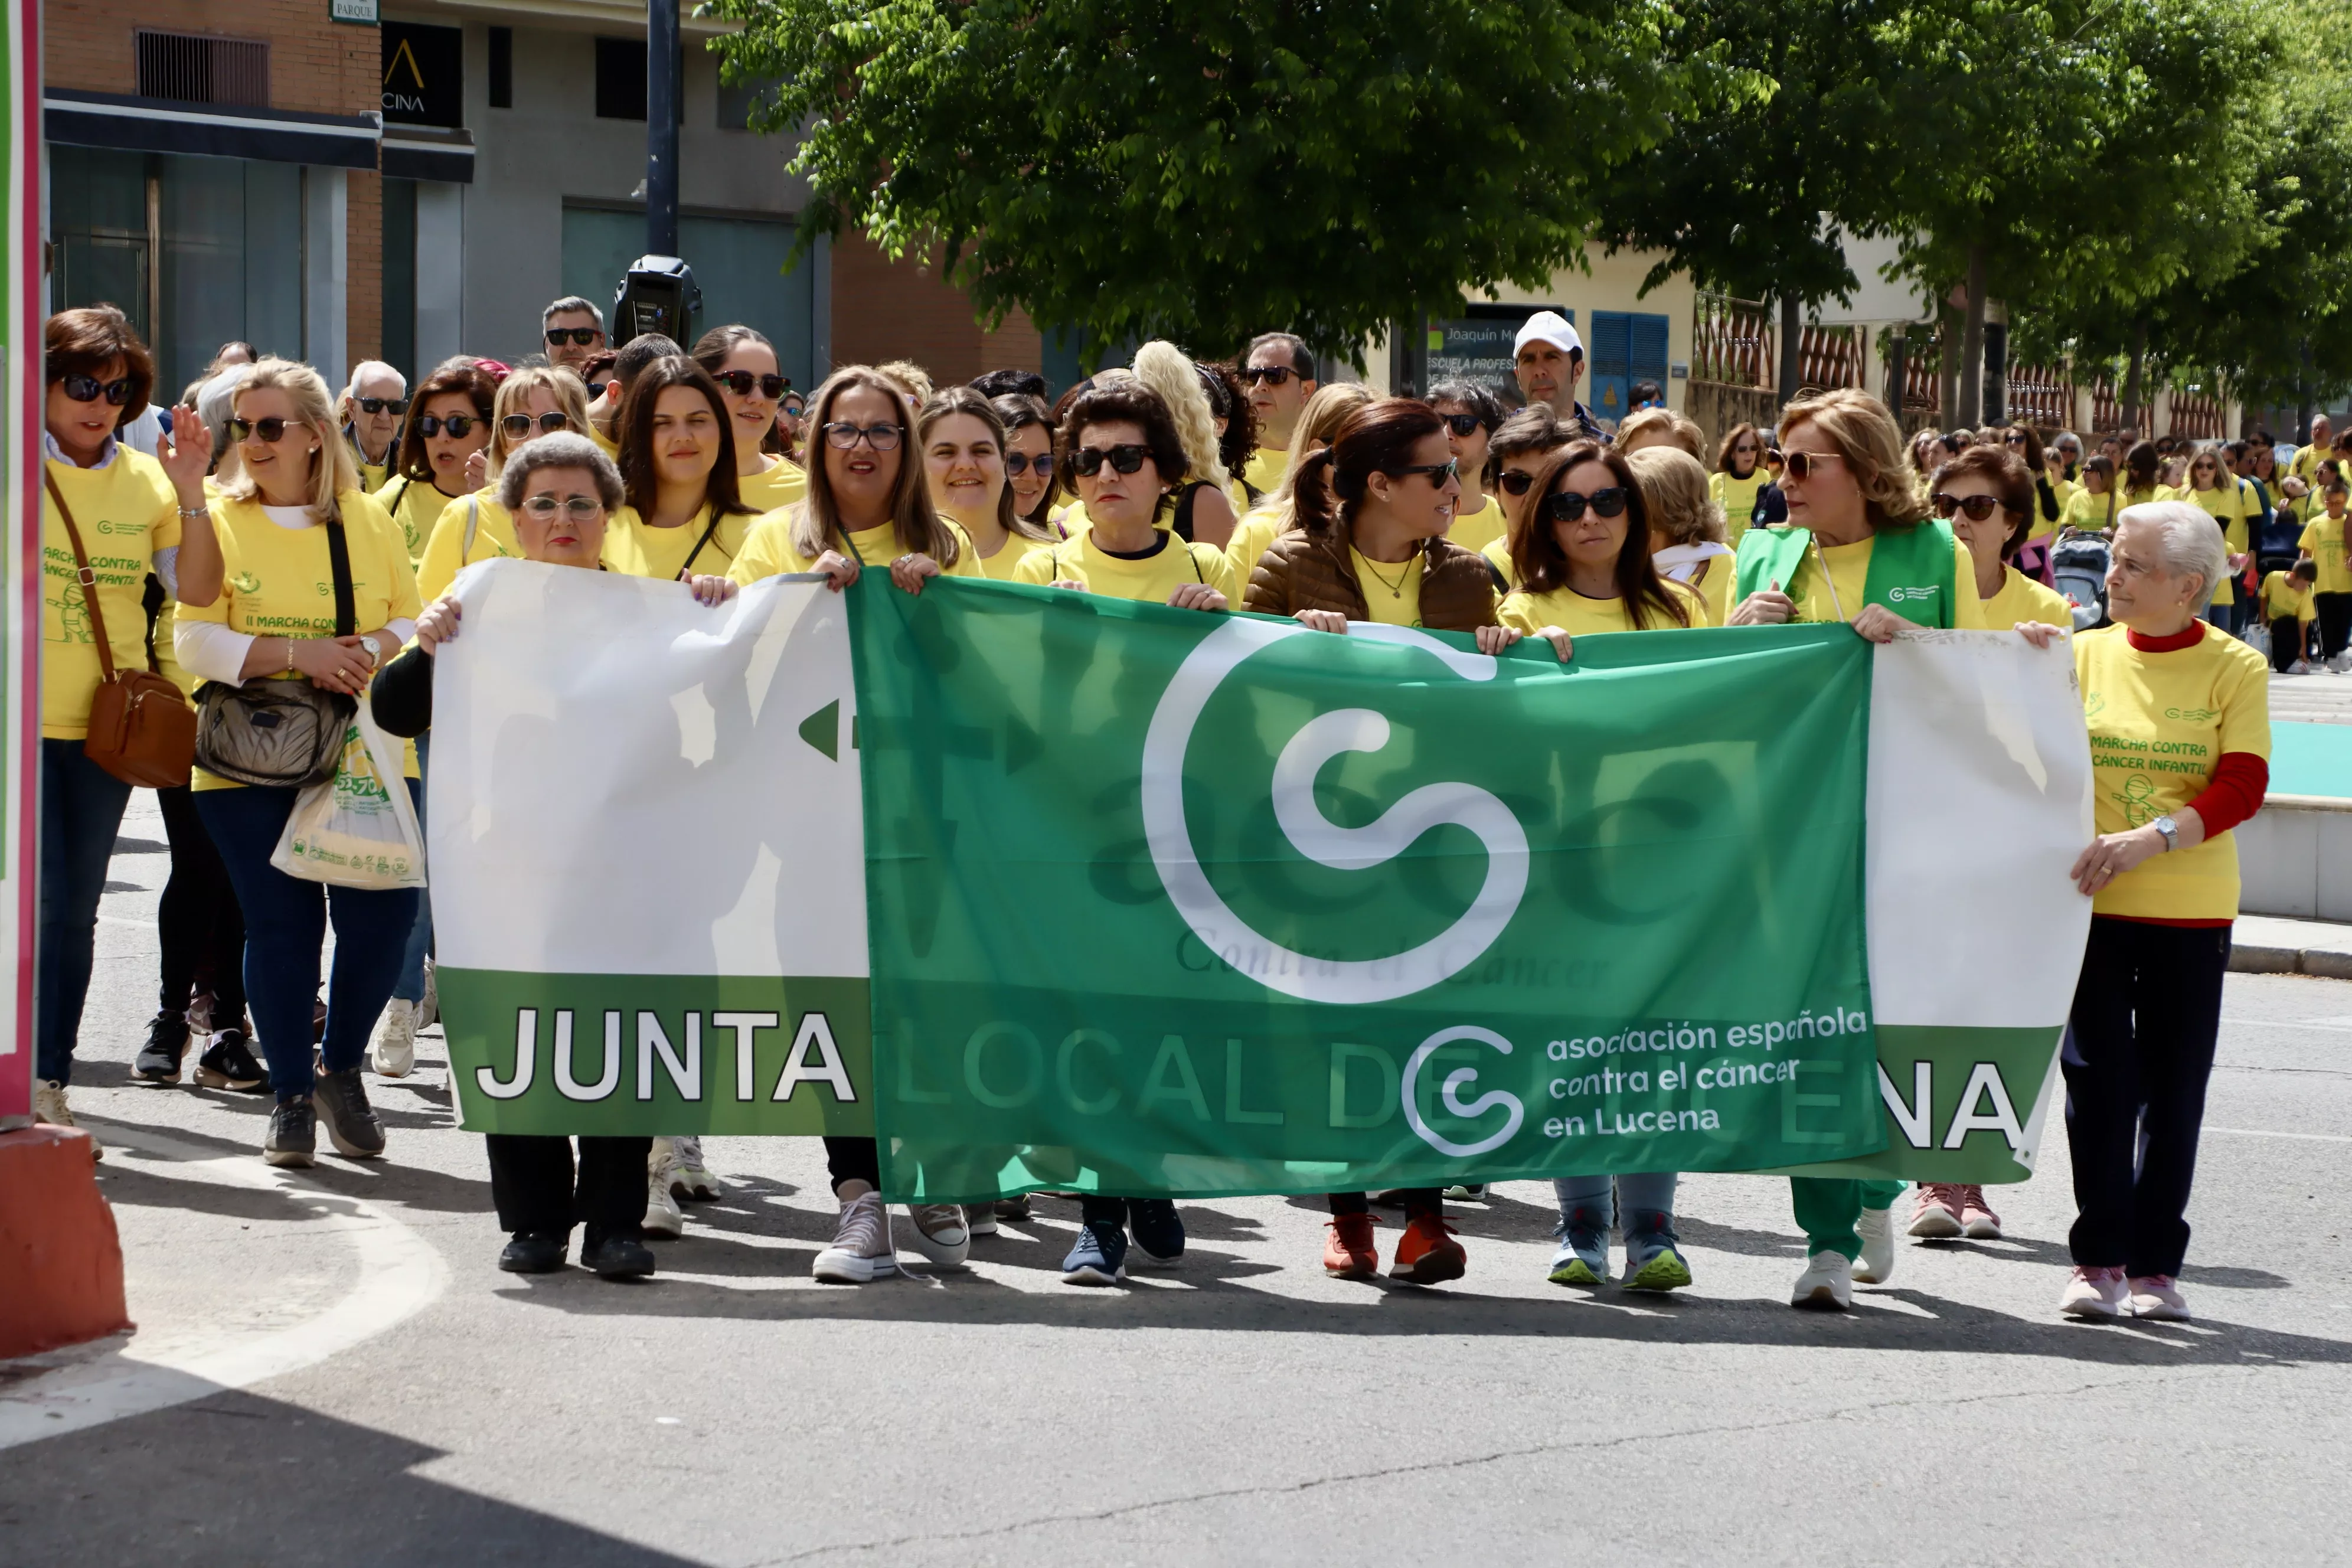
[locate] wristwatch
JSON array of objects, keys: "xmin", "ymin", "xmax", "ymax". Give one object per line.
[
  {"xmin": 2152, "ymin": 814, "xmax": 2178, "ymax": 852},
  {"xmin": 360, "ymin": 634, "xmax": 384, "ymax": 669}
]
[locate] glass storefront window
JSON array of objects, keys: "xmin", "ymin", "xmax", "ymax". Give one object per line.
[{"xmin": 561, "ymin": 204, "xmax": 814, "ymax": 390}]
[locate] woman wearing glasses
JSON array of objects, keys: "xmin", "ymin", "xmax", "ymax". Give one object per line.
[
  {"xmin": 415, "ymin": 365, "xmax": 593, "ymax": 602},
  {"xmin": 600, "ymin": 359, "xmax": 763, "ymax": 584},
  {"xmin": 1474, "ymin": 403, "xmax": 1576, "ymax": 589},
  {"xmin": 993, "ymin": 392, "xmax": 1064, "ymax": 535},
  {"xmin": 1426, "ymin": 381, "xmax": 1508, "ymax": 558},
  {"xmin": 919, "ymin": 387, "xmax": 1052, "ymax": 579},
  {"xmin": 1710, "ymin": 423, "xmax": 1770, "ymax": 548},
  {"xmin": 175, "ymin": 360, "xmax": 421, "ymax": 1170},
  {"xmin": 373, "ymin": 364, "xmax": 496, "ymax": 569},
  {"xmin": 1499, "ymin": 442, "xmax": 1706, "ymax": 642},
  {"xmin": 1724, "ymin": 390, "xmax": 1986, "ymax": 1310},
  {"xmin": 1996, "ymin": 426, "xmax": 2064, "ymax": 584},
  {"xmin": 2179, "ymin": 446, "xmax": 2256, "ymax": 638},
  {"xmin": 691, "ymin": 325, "xmax": 808, "ymax": 517}
]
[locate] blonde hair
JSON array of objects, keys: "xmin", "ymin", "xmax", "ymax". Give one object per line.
[
  {"xmin": 1626, "ymin": 446, "xmax": 1725, "ymax": 547},
  {"xmin": 876, "ymin": 360, "xmax": 934, "ymax": 406},
  {"xmin": 1778, "ymin": 388, "xmax": 1928, "ymax": 530},
  {"xmin": 1615, "ymin": 407, "xmax": 1705, "ymax": 460},
  {"xmin": 1131, "ymin": 341, "xmax": 1229, "ymax": 491},
  {"xmin": 488, "ymin": 364, "xmax": 594, "ymax": 482},
  {"xmin": 222, "ymin": 358, "xmax": 360, "ymax": 515},
  {"xmin": 1261, "ymin": 382, "xmax": 1376, "ymax": 525}
]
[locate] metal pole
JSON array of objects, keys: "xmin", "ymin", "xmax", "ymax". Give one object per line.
[{"xmin": 646, "ymin": 0, "xmax": 680, "ymax": 256}]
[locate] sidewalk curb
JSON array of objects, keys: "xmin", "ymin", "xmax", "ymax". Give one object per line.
[{"xmin": 2232, "ymin": 942, "xmax": 2352, "ymax": 979}]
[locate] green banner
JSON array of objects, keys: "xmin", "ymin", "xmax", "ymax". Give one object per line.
[{"xmin": 850, "ymin": 576, "xmax": 1890, "ymax": 1201}]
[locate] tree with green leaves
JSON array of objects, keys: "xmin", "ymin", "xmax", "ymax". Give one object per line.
[{"xmin": 707, "ymin": 0, "xmax": 1723, "ymax": 363}]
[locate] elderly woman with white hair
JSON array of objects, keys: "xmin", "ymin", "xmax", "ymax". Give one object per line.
[{"xmin": 2023, "ymin": 501, "xmax": 2270, "ymax": 1324}]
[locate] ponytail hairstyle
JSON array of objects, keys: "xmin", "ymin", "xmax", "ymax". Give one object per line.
[
  {"xmin": 918, "ymin": 386, "xmax": 1047, "ymax": 543},
  {"xmin": 1291, "ymin": 397, "xmax": 1446, "ymax": 540},
  {"xmin": 793, "ymin": 365, "xmax": 960, "ymax": 566},
  {"xmin": 1131, "ymin": 340, "xmax": 1229, "ymax": 491},
  {"xmin": 1513, "ymin": 440, "xmax": 1687, "ymax": 629}
]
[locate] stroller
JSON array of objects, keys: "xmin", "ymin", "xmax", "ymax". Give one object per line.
[{"xmin": 2049, "ymin": 529, "xmax": 2111, "ymax": 632}]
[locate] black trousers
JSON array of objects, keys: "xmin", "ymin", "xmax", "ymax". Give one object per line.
[
  {"xmin": 2063, "ymin": 917, "xmax": 2228, "ymax": 1278},
  {"xmin": 1328, "ymin": 1188, "xmax": 1439, "ymax": 1220},
  {"xmin": 156, "ymin": 782, "xmax": 246, "ymax": 1022},
  {"xmin": 2272, "ymin": 615, "xmax": 2312, "ymax": 672},
  {"xmin": 824, "ymin": 1135, "xmax": 881, "ymax": 1194},
  {"xmin": 485, "ymin": 1133, "xmax": 651, "ymax": 1246},
  {"xmin": 2315, "ymin": 592, "xmax": 2352, "ymax": 659}
]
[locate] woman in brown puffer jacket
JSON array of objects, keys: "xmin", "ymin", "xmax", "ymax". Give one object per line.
[{"xmin": 1244, "ymin": 397, "xmax": 1566, "ymax": 1288}]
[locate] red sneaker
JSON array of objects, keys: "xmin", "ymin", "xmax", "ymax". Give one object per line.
[
  {"xmin": 1323, "ymin": 1213, "xmax": 1380, "ymax": 1279},
  {"xmin": 1389, "ymin": 1214, "xmax": 1466, "ymax": 1285}
]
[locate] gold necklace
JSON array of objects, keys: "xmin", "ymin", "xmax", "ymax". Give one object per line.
[{"xmin": 1360, "ymin": 550, "xmax": 1415, "ymax": 598}]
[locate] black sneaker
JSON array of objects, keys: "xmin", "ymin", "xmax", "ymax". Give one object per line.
[
  {"xmin": 264, "ymin": 1096, "xmax": 317, "ymax": 1168},
  {"xmin": 194, "ymin": 1028, "xmax": 269, "ymax": 1093},
  {"xmin": 581, "ymin": 1236, "xmax": 656, "ymax": 1279},
  {"xmin": 133, "ymin": 1011, "xmax": 190, "ymax": 1083},
  {"xmin": 311, "ymin": 1057, "xmax": 386, "ymax": 1159},
  {"xmin": 499, "ymin": 1233, "xmax": 569, "ymax": 1273},
  {"xmin": 1129, "ymin": 1198, "xmax": 1186, "ymax": 1267}
]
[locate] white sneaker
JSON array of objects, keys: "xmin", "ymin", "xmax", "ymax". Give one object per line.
[
  {"xmin": 2128, "ymin": 1274, "xmax": 2191, "ymax": 1321},
  {"xmin": 417, "ymin": 960, "xmax": 439, "ymax": 1031},
  {"xmin": 904, "ymin": 1203, "xmax": 971, "ymax": 1268},
  {"xmin": 2060, "ymin": 1265, "xmax": 2129, "ymax": 1319},
  {"xmin": 371, "ymin": 998, "xmax": 417, "ymax": 1079},
  {"xmin": 643, "ymin": 1140, "xmax": 686, "ymax": 1239},
  {"xmin": 2289, "ymin": 660, "xmax": 2311, "ymax": 675},
  {"xmin": 1791, "ymin": 1250, "xmax": 1854, "ymax": 1310},
  {"xmin": 669, "ymin": 1135, "xmax": 720, "ymax": 1201},
  {"xmin": 813, "ymin": 1190, "xmax": 898, "ymax": 1282},
  {"xmin": 1852, "ymin": 1203, "xmax": 1897, "ymax": 1284},
  {"xmin": 31, "ymin": 1080, "xmax": 100, "ymax": 1161},
  {"xmin": 964, "ymin": 1202, "xmax": 999, "ymax": 1237}
]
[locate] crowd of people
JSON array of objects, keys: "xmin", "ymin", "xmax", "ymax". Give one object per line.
[{"xmin": 35, "ymin": 298, "xmax": 2273, "ymax": 1321}]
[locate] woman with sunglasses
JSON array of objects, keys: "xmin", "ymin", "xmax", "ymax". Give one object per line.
[
  {"xmin": 691, "ymin": 325, "xmax": 808, "ymax": 517},
  {"xmin": 2180, "ymin": 446, "xmax": 2256, "ymax": 638},
  {"xmin": 1710, "ymin": 423, "xmax": 1770, "ymax": 548},
  {"xmin": 919, "ymin": 387, "xmax": 1053, "ymax": 579},
  {"xmin": 1474, "ymin": 403, "xmax": 1576, "ymax": 590},
  {"xmin": 1500, "ymin": 442, "xmax": 1706, "ymax": 643},
  {"xmin": 174, "ymin": 359, "xmax": 422, "ymax": 1170},
  {"xmin": 31, "ymin": 308, "xmax": 215, "ymax": 1138},
  {"xmin": 1427, "ymin": 380, "xmax": 1508, "ymax": 558},
  {"xmin": 600, "ymin": 358, "xmax": 764, "ymax": 584},
  {"xmin": 1724, "ymin": 390, "xmax": 1986, "ymax": 1309},
  {"xmin": 1243, "ymin": 398, "xmax": 1562, "ymax": 1286},
  {"xmin": 2060, "ymin": 453, "xmax": 2118, "ymax": 539},
  {"xmin": 373, "ymin": 364, "xmax": 496, "ymax": 568},
  {"xmin": 993, "ymin": 392, "xmax": 1064, "ymax": 535},
  {"xmin": 1938, "ymin": 445, "xmax": 2073, "ymax": 638},
  {"xmin": 415, "ymin": 365, "xmax": 593, "ymax": 602},
  {"xmin": 1221, "ymin": 382, "xmax": 1377, "ymax": 584}
]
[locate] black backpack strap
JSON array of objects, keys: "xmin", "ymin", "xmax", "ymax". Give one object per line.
[
  {"xmin": 677, "ymin": 510, "xmax": 729, "ymax": 580},
  {"xmin": 325, "ymin": 512, "xmax": 356, "ymax": 636}
]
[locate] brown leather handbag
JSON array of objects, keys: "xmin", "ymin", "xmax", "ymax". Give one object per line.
[{"xmin": 47, "ymin": 471, "xmax": 197, "ymax": 788}]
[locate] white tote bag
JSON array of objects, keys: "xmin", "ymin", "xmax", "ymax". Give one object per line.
[{"xmin": 269, "ymin": 704, "xmax": 427, "ymax": 890}]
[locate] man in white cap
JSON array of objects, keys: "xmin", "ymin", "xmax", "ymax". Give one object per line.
[{"xmin": 1513, "ymin": 311, "xmax": 1603, "ymax": 441}]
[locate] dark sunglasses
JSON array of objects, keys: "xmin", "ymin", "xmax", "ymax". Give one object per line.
[
  {"xmin": 1781, "ymin": 449, "xmax": 1840, "ymax": 480},
  {"xmin": 545, "ymin": 327, "xmax": 603, "ymax": 347},
  {"xmin": 823, "ymin": 420, "xmax": 902, "ymax": 451},
  {"xmin": 355, "ymin": 396, "xmax": 409, "ymax": 415},
  {"xmin": 61, "ymin": 374, "xmax": 133, "ymax": 406},
  {"xmin": 1073, "ymin": 444, "xmax": 1150, "ymax": 477},
  {"xmin": 2004, "ymin": 433, "xmax": 2028, "ymax": 445},
  {"xmin": 1932, "ymin": 492, "xmax": 2008, "ymax": 521},
  {"xmin": 1242, "ymin": 365, "xmax": 1297, "ymax": 387},
  {"xmin": 1390, "ymin": 459, "xmax": 1459, "ymax": 486},
  {"xmin": 1433, "ymin": 413, "xmax": 1484, "ymax": 437},
  {"xmin": 228, "ymin": 416, "xmax": 294, "ymax": 443},
  {"xmin": 586, "ymin": 381, "xmax": 610, "ymax": 400},
  {"xmin": 1498, "ymin": 470, "xmax": 1540, "ymax": 496},
  {"xmin": 501, "ymin": 411, "xmax": 571, "ymax": 439},
  {"xmin": 713, "ymin": 370, "xmax": 788, "ymax": 400},
  {"xmin": 1540, "ymin": 486, "xmax": 1629, "ymax": 522},
  {"xmin": 413, "ymin": 414, "xmax": 480, "ymax": 439},
  {"xmin": 1004, "ymin": 452, "xmax": 1049, "ymax": 476}
]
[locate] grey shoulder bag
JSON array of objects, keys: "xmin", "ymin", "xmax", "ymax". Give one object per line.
[{"xmin": 192, "ymin": 511, "xmax": 360, "ymax": 788}]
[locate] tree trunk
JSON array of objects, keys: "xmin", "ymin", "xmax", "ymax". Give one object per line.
[
  {"xmin": 1776, "ymin": 294, "xmax": 1801, "ymax": 406},
  {"xmin": 1957, "ymin": 243, "xmax": 1987, "ymax": 427},
  {"xmin": 2300, "ymin": 337, "xmax": 2315, "ymax": 445},
  {"xmin": 2122, "ymin": 317, "xmax": 2149, "ymax": 437},
  {"xmin": 1938, "ymin": 309, "xmax": 1960, "ymax": 427}
]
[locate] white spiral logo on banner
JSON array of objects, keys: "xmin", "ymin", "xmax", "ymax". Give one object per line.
[
  {"xmin": 1140, "ymin": 618, "xmax": 1529, "ymax": 1005},
  {"xmin": 1402, "ymin": 1025, "xmax": 1525, "ymax": 1157}
]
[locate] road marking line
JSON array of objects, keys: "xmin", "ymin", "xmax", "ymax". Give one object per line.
[
  {"xmin": 2219, "ymin": 1015, "xmax": 2352, "ymax": 1032},
  {"xmin": 0, "ymin": 1122, "xmax": 447, "ymax": 1452},
  {"xmin": 2206, "ymin": 1126, "xmax": 2352, "ymax": 1144}
]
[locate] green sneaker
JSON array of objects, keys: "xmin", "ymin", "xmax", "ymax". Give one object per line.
[
  {"xmin": 1547, "ymin": 1207, "xmax": 1609, "ymax": 1286},
  {"xmin": 1621, "ymin": 1211, "xmax": 1692, "ymax": 1292}
]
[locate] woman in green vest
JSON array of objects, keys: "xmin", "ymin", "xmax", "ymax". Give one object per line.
[{"xmin": 1726, "ymin": 388, "xmax": 1986, "ymax": 1311}]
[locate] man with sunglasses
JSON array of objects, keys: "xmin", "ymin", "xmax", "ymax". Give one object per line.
[
  {"xmin": 541, "ymin": 296, "xmax": 607, "ymax": 377},
  {"xmin": 583, "ymin": 332, "xmax": 682, "ymax": 456},
  {"xmin": 338, "ymin": 361, "xmax": 409, "ymax": 492},
  {"xmin": 1241, "ymin": 332, "xmax": 1319, "ymax": 496},
  {"xmin": 1511, "ymin": 311, "xmax": 1604, "ymax": 442}
]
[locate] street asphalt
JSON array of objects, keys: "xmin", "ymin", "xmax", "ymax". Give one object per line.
[{"xmin": 2, "ymin": 788, "xmax": 2347, "ymax": 1566}]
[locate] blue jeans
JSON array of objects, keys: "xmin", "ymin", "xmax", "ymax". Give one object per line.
[
  {"xmin": 37, "ymin": 740, "xmax": 135, "ymax": 1085},
  {"xmin": 194, "ymin": 782, "xmax": 420, "ymax": 1100},
  {"xmin": 2204, "ymin": 597, "xmax": 2249, "ymax": 638},
  {"xmin": 393, "ymin": 730, "xmax": 432, "ymax": 1003},
  {"xmin": 1555, "ymin": 1172, "xmax": 1681, "ymax": 1230}
]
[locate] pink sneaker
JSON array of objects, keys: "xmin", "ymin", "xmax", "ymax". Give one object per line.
[
  {"xmin": 1957, "ymin": 1185, "xmax": 2003, "ymax": 1240},
  {"xmin": 2128, "ymin": 1274, "xmax": 2190, "ymax": 1321},
  {"xmin": 1907, "ymin": 1182, "xmax": 1963, "ymax": 1239},
  {"xmin": 2060, "ymin": 1265, "xmax": 2128, "ymax": 1319}
]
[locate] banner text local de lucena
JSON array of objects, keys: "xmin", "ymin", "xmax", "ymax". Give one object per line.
[{"xmin": 434, "ymin": 564, "xmax": 2092, "ymax": 1200}]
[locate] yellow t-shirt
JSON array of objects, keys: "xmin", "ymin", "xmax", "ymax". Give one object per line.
[
  {"xmin": 2260, "ymin": 569, "xmax": 2317, "ymax": 623},
  {"xmin": 1498, "ymin": 577, "xmax": 1707, "ymax": 637},
  {"xmin": 1678, "ymin": 555, "xmax": 1736, "ymax": 628},
  {"xmin": 178, "ymin": 492, "xmax": 423, "ymax": 790},
  {"xmin": 2046, "ymin": 475, "xmax": 2079, "ymax": 525},
  {"xmin": 1243, "ymin": 447, "xmax": 1289, "ymax": 498},
  {"xmin": 600, "ymin": 504, "xmax": 758, "ymax": 582},
  {"xmin": 1762, "ymin": 533, "xmax": 1988, "ymax": 630},
  {"xmin": 968, "ymin": 528, "xmax": 1056, "ymax": 582},
  {"xmin": 1446, "ymin": 495, "xmax": 1508, "ymax": 558},
  {"xmin": 42, "ymin": 450, "xmax": 182, "ymax": 739},
  {"xmin": 588, "ymin": 423, "xmax": 620, "ymax": 459},
  {"xmin": 370, "ymin": 473, "xmax": 464, "ymax": 569},
  {"xmin": 737, "ymin": 457, "xmax": 809, "ymax": 515},
  {"xmin": 1011, "ymin": 530, "xmax": 1239, "ymax": 605},
  {"xmin": 1482, "ymin": 534, "xmax": 1517, "ymax": 591},
  {"xmin": 1350, "ymin": 547, "xmax": 1427, "ymax": 627},
  {"xmin": 2075, "ymin": 623, "xmax": 2271, "ymax": 920},
  {"xmin": 1709, "ymin": 471, "xmax": 1768, "ymax": 548},
  {"xmin": 417, "ymin": 491, "xmax": 521, "ymax": 602},
  {"xmin": 2298, "ymin": 514, "xmax": 2352, "ymax": 594},
  {"xmin": 727, "ymin": 512, "xmax": 977, "ymax": 584},
  {"xmin": 2060, "ymin": 485, "xmax": 2117, "ymax": 537},
  {"xmin": 1226, "ymin": 506, "xmax": 1288, "ymax": 586},
  {"xmin": 2178, "ymin": 482, "xmax": 2252, "ymax": 605},
  {"xmin": 1980, "ymin": 565, "xmax": 2072, "ymax": 631}
]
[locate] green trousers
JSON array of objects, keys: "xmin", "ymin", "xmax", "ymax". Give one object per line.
[{"xmin": 1790, "ymin": 1177, "xmax": 1909, "ymax": 1259}]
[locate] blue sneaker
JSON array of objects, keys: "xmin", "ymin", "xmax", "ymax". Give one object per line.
[
  {"xmin": 1620, "ymin": 1208, "xmax": 1693, "ymax": 1291},
  {"xmin": 1547, "ymin": 1204, "xmax": 1611, "ymax": 1286},
  {"xmin": 1060, "ymin": 1220, "xmax": 1129, "ymax": 1286},
  {"xmin": 1128, "ymin": 1198, "xmax": 1185, "ymax": 1266}
]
